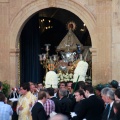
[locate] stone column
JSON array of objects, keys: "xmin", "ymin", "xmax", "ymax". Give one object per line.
[
  {"xmin": 90, "ymin": 48, "xmax": 97, "ymax": 85},
  {"xmin": 10, "ymin": 49, "xmax": 20, "ymax": 88},
  {"xmin": 95, "ymin": 0, "xmax": 112, "ymax": 84},
  {"xmin": 112, "ymin": 0, "xmax": 120, "ymax": 81}
]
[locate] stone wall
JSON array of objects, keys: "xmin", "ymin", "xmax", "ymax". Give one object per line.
[
  {"xmin": 112, "ymin": 0, "xmax": 120, "ymax": 80},
  {"xmin": 0, "ymin": 0, "xmax": 118, "ymax": 87},
  {"xmin": 0, "ymin": 1, "xmax": 10, "ymax": 84},
  {"xmin": 95, "ymin": 0, "xmax": 112, "ymax": 84}
]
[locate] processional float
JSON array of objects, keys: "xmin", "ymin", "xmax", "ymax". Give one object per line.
[{"xmin": 39, "ymin": 22, "xmax": 91, "ymax": 88}]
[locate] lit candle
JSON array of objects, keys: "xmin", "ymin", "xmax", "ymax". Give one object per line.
[
  {"xmin": 45, "ymin": 44, "xmax": 51, "ymax": 51},
  {"xmin": 49, "ymin": 56, "xmax": 52, "ymax": 61},
  {"xmin": 71, "ymin": 54, "xmax": 74, "ymax": 62},
  {"xmin": 79, "ymin": 54, "xmax": 82, "ymax": 60},
  {"xmin": 53, "ymin": 55, "xmax": 57, "ymax": 61},
  {"xmin": 39, "ymin": 54, "xmax": 43, "ymax": 61},
  {"xmin": 43, "ymin": 54, "xmax": 46, "ymax": 60}
]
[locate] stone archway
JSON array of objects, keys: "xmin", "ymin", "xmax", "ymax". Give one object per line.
[{"xmin": 9, "ymin": 0, "xmax": 97, "ymax": 87}]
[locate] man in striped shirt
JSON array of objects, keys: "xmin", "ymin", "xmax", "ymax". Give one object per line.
[{"xmin": 44, "ymin": 90, "xmax": 55, "ymax": 118}]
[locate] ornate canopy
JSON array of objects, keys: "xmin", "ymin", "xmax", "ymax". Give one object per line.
[{"xmin": 56, "ymin": 29, "xmax": 83, "ymax": 52}]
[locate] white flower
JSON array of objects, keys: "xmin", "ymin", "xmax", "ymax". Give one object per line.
[
  {"xmin": 57, "ymin": 72, "xmax": 73, "ymax": 82},
  {"xmin": 57, "ymin": 74, "xmax": 60, "ymax": 77},
  {"xmin": 73, "ymin": 61, "xmax": 88, "ymax": 82},
  {"xmin": 69, "ymin": 74, "xmax": 73, "ymax": 78},
  {"xmin": 66, "ymin": 73, "xmax": 68, "ymax": 75},
  {"xmin": 60, "ymin": 75, "xmax": 63, "ymax": 80},
  {"xmin": 45, "ymin": 71, "xmax": 58, "ymax": 88}
]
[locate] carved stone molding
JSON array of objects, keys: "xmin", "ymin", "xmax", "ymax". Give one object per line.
[
  {"xmin": 10, "ymin": 49, "xmax": 20, "ymax": 56},
  {"xmin": 90, "ymin": 48, "xmax": 97, "ymax": 56},
  {"xmin": 0, "ymin": 0, "xmax": 9, "ymax": 3},
  {"xmin": 48, "ymin": 0, "xmax": 56, "ymax": 7}
]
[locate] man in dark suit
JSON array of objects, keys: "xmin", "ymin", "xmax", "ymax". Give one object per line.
[
  {"xmin": 59, "ymin": 88, "xmax": 72, "ymax": 119},
  {"xmin": 101, "ymin": 87, "xmax": 115, "ymax": 120},
  {"xmin": 32, "ymin": 91, "xmax": 48, "ymax": 120},
  {"xmin": 72, "ymin": 85, "xmax": 104, "ymax": 120},
  {"xmin": 73, "ymin": 89, "xmax": 85, "ymax": 115}
]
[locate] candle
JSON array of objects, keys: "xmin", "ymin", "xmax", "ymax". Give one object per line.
[
  {"xmin": 43, "ymin": 54, "xmax": 46, "ymax": 60},
  {"xmin": 49, "ymin": 56, "xmax": 52, "ymax": 61},
  {"xmin": 45, "ymin": 44, "xmax": 51, "ymax": 51},
  {"xmin": 53, "ymin": 55, "xmax": 57, "ymax": 61},
  {"xmin": 39, "ymin": 54, "xmax": 43, "ymax": 61}
]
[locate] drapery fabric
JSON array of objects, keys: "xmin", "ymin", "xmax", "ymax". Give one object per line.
[{"xmin": 20, "ymin": 14, "xmax": 44, "ymax": 84}]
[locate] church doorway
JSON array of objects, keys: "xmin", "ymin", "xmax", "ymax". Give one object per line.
[
  {"xmin": 19, "ymin": 8, "xmax": 92, "ymax": 84},
  {"xmin": 9, "ymin": 0, "xmax": 97, "ymax": 87}
]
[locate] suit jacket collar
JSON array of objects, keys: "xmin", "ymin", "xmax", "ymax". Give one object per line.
[
  {"xmin": 38, "ymin": 100, "xmax": 44, "ymax": 106},
  {"xmin": 59, "ymin": 96, "xmax": 67, "ymax": 100},
  {"xmin": 88, "ymin": 94, "xmax": 95, "ymax": 98}
]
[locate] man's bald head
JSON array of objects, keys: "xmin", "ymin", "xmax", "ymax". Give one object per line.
[{"xmin": 49, "ymin": 114, "xmax": 68, "ymax": 120}]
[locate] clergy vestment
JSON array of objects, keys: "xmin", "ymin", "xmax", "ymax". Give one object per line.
[{"xmin": 17, "ymin": 91, "xmax": 37, "ymax": 120}]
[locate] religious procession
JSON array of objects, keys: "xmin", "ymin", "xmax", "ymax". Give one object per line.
[
  {"xmin": 0, "ymin": 43, "xmax": 120, "ymax": 120},
  {"xmin": 0, "ymin": 76, "xmax": 120, "ymax": 120},
  {"xmin": 1, "ymin": 21, "xmax": 120, "ymax": 120}
]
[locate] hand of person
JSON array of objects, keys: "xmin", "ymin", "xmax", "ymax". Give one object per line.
[
  {"xmin": 29, "ymin": 102, "xmax": 32, "ymax": 107},
  {"xmin": 50, "ymin": 111, "xmax": 57, "ymax": 117},
  {"xmin": 70, "ymin": 112, "xmax": 77, "ymax": 118},
  {"xmin": 18, "ymin": 105, "xmax": 23, "ymax": 111}
]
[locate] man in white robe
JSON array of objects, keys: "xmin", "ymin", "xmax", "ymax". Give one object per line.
[{"xmin": 17, "ymin": 83, "xmax": 37, "ymax": 120}]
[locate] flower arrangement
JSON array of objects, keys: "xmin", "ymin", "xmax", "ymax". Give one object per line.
[
  {"xmin": 45, "ymin": 71, "xmax": 58, "ymax": 88},
  {"xmin": 73, "ymin": 60, "xmax": 88, "ymax": 82},
  {"xmin": 57, "ymin": 72, "xmax": 73, "ymax": 82}
]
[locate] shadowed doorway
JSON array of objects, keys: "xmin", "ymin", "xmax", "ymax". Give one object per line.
[{"xmin": 20, "ymin": 8, "xmax": 91, "ymax": 84}]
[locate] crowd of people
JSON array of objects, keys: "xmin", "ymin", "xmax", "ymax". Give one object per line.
[{"xmin": 0, "ymin": 80, "xmax": 120, "ymax": 120}]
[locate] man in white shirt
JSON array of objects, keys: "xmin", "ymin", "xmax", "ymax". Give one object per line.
[{"xmin": 17, "ymin": 83, "xmax": 37, "ymax": 120}]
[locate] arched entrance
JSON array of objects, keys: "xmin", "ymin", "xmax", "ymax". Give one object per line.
[{"xmin": 9, "ymin": 0, "xmax": 97, "ymax": 87}]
